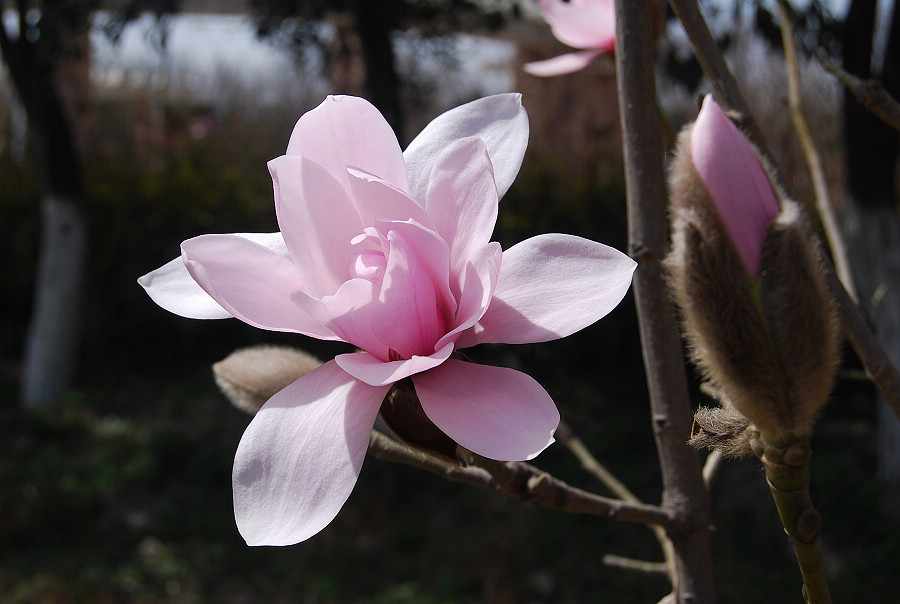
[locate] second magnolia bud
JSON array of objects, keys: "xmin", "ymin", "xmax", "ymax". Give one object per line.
[{"xmin": 666, "ymin": 96, "xmax": 840, "ymax": 443}]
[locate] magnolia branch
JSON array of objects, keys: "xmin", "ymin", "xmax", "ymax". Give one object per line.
[
  {"xmin": 776, "ymin": 0, "xmax": 858, "ymax": 302},
  {"xmin": 556, "ymin": 421, "xmax": 676, "ymax": 581},
  {"xmin": 668, "ymin": 0, "xmax": 900, "ymax": 423},
  {"xmin": 614, "ymin": 1, "xmax": 717, "ymax": 600},
  {"xmin": 366, "ymin": 430, "xmax": 674, "ymax": 528},
  {"xmin": 817, "ymin": 49, "xmax": 900, "ymax": 133}
]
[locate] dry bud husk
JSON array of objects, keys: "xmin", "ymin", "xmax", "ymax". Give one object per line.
[
  {"xmin": 667, "ymin": 126, "xmax": 840, "ymax": 442},
  {"xmin": 690, "ymin": 405, "xmax": 757, "ymax": 458},
  {"xmin": 213, "ymin": 345, "xmax": 322, "ymax": 414}
]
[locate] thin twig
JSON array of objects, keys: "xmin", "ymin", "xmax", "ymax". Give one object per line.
[
  {"xmin": 668, "ymin": 0, "xmax": 900, "ymax": 423},
  {"xmin": 777, "ymin": 0, "xmax": 858, "ymax": 302},
  {"xmin": 602, "ymin": 554, "xmax": 670, "ymax": 575},
  {"xmin": 555, "ymin": 421, "xmax": 641, "ymax": 501},
  {"xmin": 614, "ymin": 1, "xmax": 717, "ymax": 600},
  {"xmin": 818, "ymin": 49, "xmax": 900, "ymax": 133},
  {"xmin": 556, "ymin": 421, "xmax": 677, "ymax": 582},
  {"xmin": 667, "ymin": 0, "xmax": 767, "ymax": 154},
  {"xmin": 702, "ymin": 449, "xmax": 724, "ymax": 489},
  {"xmin": 367, "ymin": 431, "xmax": 675, "ymax": 528}
]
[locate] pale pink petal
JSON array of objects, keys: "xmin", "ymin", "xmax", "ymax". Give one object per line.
[
  {"xmin": 460, "ymin": 233, "xmax": 636, "ymax": 347},
  {"xmin": 346, "ymin": 168, "xmax": 434, "ymax": 230},
  {"xmin": 373, "ymin": 226, "xmax": 453, "ymax": 359},
  {"xmin": 412, "ymin": 359, "xmax": 559, "ymax": 461},
  {"xmin": 539, "ymin": 0, "xmax": 616, "ymax": 50},
  {"xmin": 270, "ymin": 155, "xmax": 364, "ymax": 297},
  {"xmin": 181, "ymin": 234, "xmax": 336, "ymax": 339},
  {"xmin": 286, "ymin": 95, "xmax": 409, "ymax": 194},
  {"xmin": 233, "ymin": 360, "xmax": 390, "ymax": 545},
  {"xmin": 335, "ymin": 343, "xmax": 455, "ymax": 386},
  {"xmin": 436, "ymin": 242, "xmax": 501, "ymax": 351},
  {"xmin": 404, "ymin": 93, "xmax": 528, "ymax": 201},
  {"xmin": 139, "ymin": 233, "xmax": 288, "ymax": 319},
  {"xmin": 691, "ymin": 95, "xmax": 781, "ymax": 276},
  {"xmin": 523, "ymin": 50, "xmax": 602, "ymax": 77},
  {"xmin": 424, "ymin": 138, "xmax": 499, "ymax": 270},
  {"xmin": 291, "ymin": 279, "xmax": 388, "ymax": 359}
]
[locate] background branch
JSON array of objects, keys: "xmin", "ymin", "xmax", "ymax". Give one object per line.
[
  {"xmin": 777, "ymin": 0, "xmax": 858, "ymax": 302},
  {"xmin": 818, "ymin": 49, "xmax": 900, "ymax": 133}
]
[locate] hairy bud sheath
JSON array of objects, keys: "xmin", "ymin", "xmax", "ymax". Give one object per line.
[
  {"xmin": 213, "ymin": 345, "xmax": 322, "ymax": 414},
  {"xmin": 666, "ymin": 98, "xmax": 840, "ymax": 443}
]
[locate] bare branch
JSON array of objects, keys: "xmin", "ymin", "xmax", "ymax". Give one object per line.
[
  {"xmin": 556, "ymin": 420, "xmax": 677, "ymax": 582},
  {"xmin": 818, "ymin": 49, "xmax": 900, "ymax": 133},
  {"xmin": 603, "ymin": 554, "xmax": 670, "ymax": 575},
  {"xmin": 367, "ymin": 431, "xmax": 675, "ymax": 528},
  {"xmin": 777, "ymin": 0, "xmax": 858, "ymax": 302},
  {"xmin": 614, "ymin": 1, "xmax": 717, "ymax": 600}
]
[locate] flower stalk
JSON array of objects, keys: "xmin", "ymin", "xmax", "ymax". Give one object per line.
[{"xmin": 757, "ymin": 436, "xmax": 831, "ymax": 604}]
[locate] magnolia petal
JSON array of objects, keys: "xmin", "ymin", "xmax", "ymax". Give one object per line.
[
  {"xmin": 691, "ymin": 95, "xmax": 781, "ymax": 276},
  {"xmin": 373, "ymin": 226, "xmax": 452, "ymax": 359},
  {"xmin": 413, "ymin": 359, "xmax": 559, "ymax": 461},
  {"xmin": 233, "ymin": 360, "xmax": 390, "ymax": 546},
  {"xmin": 346, "ymin": 168, "xmax": 434, "ymax": 230},
  {"xmin": 335, "ymin": 343, "xmax": 455, "ymax": 387},
  {"xmin": 539, "ymin": 0, "xmax": 616, "ymax": 51},
  {"xmin": 404, "ymin": 93, "xmax": 528, "ymax": 201},
  {"xmin": 181, "ymin": 234, "xmax": 335, "ymax": 338},
  {"xmin": 461, "ymin": 233, "xmax": 636, "ymax": 346},
  {"xmin": 270, "ymin": 155, "xmax": 364, "ymax": 297},
  {"xmin": 523, "ymin": 50, "xmax": 602, "ymax": 77},
  {"xmin": 139, "ymin": 232, "xmax": 288, "ymax": 320},
  {"xmin": 285, "ymin": 95, "xmax": 409, "ymax": 195},
  {"xmin": 436, "ymin": 242, "xmax": 502, "ymax": 351},
  {"xmin": 291, "ymin": 278, "xmax": 387, "ymax": 359},
  {"xmin": 424, "ymin": 138, "xmax": 499, "ymax": 269}
]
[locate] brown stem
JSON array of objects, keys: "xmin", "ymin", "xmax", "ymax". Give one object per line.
[
  {"xmin": 613, "ymin": 1, "xmax": 716, "ymax": 601},
  {"xmin": 366, "ymin": 431, "xmax": 675, "ymax": 527},
  {"xmin": 818, "ymin": 49, "xmax": 900, "ymax": 133},
  {"xmin": 667, "ymin": 0, "xmax": 767, "ymax": 152}
]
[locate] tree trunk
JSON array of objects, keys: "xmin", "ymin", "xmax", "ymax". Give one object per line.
[
  {"xmin": 21, "ymin": 194, "xmax": 87, "ymax": 408},
  {"xmin": 1, "ymin": 8, "xmax": 89, "ymax": 408},
  {"xmin": 842, "ymin": 0, "xmax": 900, "ymax": 481},
  {"xmin": 354, "ymin": 0, "xmax": 405, "ymax": 141}
]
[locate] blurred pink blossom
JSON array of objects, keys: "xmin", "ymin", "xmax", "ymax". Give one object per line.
[
  {"xmin": 690, "ymin": 95, "xmax": 781, "ymax": 276},
  {"xmin": 524, "ymin": 0, "xmax": 616, "ymax": 77},
  {"xmin": 139, "ymin": 93, "xmax": 636, "ymax": 546}
]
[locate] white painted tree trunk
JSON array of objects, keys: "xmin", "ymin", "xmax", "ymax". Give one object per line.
[
  {"xmin": 842, "ymin": 198, "xmax": 900, "ymax": 481},
  {"xmin": 21, "ymin": 194, "xmax": 87, "ymax": 409}
]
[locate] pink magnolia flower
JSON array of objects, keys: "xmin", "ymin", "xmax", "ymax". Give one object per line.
[
  {"xmin": 524, "ymin": 0, "xmax": 616, "ymax": 77},
  {"xmin": 690, "ymin": 95, "xmax": 781, "ymax": 276},
  {"xmin": 139, "ymin": 93, "xmax": 636, "ymax": 546}
]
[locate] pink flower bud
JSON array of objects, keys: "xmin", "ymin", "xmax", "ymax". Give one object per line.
[
  {"xmin": 667, "ymin": 98, "xmax": 839, "ymax": 443},
  {"xmin": 689, "ymin": 95, "xmax": 781, "ymax": 277}
]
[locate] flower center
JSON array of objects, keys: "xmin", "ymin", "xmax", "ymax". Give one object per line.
[{"xmin": 349, "ymin": 228, "xmax": 387, "ymax": 283}]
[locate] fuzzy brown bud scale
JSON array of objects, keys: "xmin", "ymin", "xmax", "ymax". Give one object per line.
[
  {"xmin": 667, "ymin": 125, "xmax": 840, "ymax": 444},
  {"xmin": 213, "ymin": 345, "xmax": 323, "ymax": 414}
]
